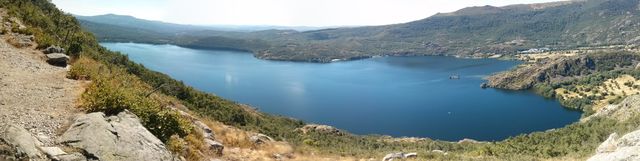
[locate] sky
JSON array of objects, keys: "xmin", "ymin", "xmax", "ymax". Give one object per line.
[{"xmin": 52, "ymin": 0, "xmax": 563, "ymax": 27}]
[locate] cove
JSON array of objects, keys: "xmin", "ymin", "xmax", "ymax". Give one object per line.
[{"xmin": 102, "ymin": 42, "xmax": 581, "ymax": 141}]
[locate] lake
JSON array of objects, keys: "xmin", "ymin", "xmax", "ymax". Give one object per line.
[{"xmin": 102, "ymin": 42, "xmax": 581, "ymax": 141}]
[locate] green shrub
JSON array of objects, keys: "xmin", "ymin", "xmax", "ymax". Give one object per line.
[
  {"xmin": 534, "ymin": 83, "xmax": 556, "ymax": 98},
  {"xmin": 559, "ymin": 97, "xmax": 592, "ymax": 111},
  {"xmin": 71, "ymin": 57, "xmax": 191, "ymax": 142}
]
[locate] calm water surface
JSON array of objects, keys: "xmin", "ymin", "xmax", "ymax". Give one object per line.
[{"xmin": 103, "ymin": 42, "xmax": 581, "ymax": 141}]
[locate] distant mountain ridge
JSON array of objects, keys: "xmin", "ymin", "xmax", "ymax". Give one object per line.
[
  {"xmin": 75, "ymin": 14, "xmax": 332, "ymax": 32},
  {"xmin": 76, "ymin": 14, "xmax": 208, "ymax": 33},
  {"xmin": 78, "ymin": 0, "xmax": 640, "ymax": 62}
]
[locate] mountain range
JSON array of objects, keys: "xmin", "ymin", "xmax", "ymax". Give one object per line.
[{"xmin": 77, "ymin": 0, "xmax": 640, "ymax": 62}]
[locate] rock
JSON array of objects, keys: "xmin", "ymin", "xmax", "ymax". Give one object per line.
[
  {"xmin": 250, "ymin": 133, "xmax": 274, "ymax": 145},
  {"xmin": 42, "ymin": 45, "xmax": 65, "ymax": 54},
  {"xmin": 588, "ymin": 129, "xmax": 640, "ymax": 161},
  {"xmin": 381, "ymin": 152, "xmax": 418, "ymax": 161},
  {"xmin": 297, "ymin": 124, "xmax": 344, "ymax": 136},
  {"xmin": 204, "ymin": 139, "xmax": 224, "ymax": 156},
  {"xmin": 403, "ymin": 152, "xmax": 418, "ymax": 158},
  {"xmin": 195, "ymin": 121, "xmax": 214, "ymax": 139},
  {"xmin": 458, "ymin": 138, "xmax": 482, "ymax": 144},
  {"xmin": 596, "ymin": 133, "xmax": 619, "ymax": 153},
  {"xmin": 45, "ymin": 53, "xmax": 69, "ymax": 67},
  {"xmin": 272, "ymin": 153, "xmax": 283, "ymax": 160},
  {"xmin": 35, "ymin": 133, "xmax": 51, "ymax": 145},
  {"xmin": 58, "ymin": 111, "xmax": 178, "ymax": 161},
  {"xmin": 382, "ymin": 152, "xmax": 404, "ymax": 161},
  {"xmin": 9, "ymin": 33, "xmax": 33, "ymax": 48},
  {"xmin": 39, "ymin": 147, "xmax": 67, "ymax": 160},
  {"xmin": 480, "ymin": 82, "xmax": 488, "ymax": 89},
  {"xmin": 0, "ymin": 124, "xmax": 44, "ymax": 160},
  {"xmin": 57, "ymin": 152, "xmax": 87, "ymax": 161}
]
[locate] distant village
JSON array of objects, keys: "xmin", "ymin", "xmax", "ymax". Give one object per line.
[{"xmin": 518, "ymin": 48, "xmax": 551, "ymax": 54}]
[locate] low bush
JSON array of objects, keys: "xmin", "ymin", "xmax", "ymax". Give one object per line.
[{"xmin": 71, "ymin": 57, "xmax": 192, "ymax": 142}]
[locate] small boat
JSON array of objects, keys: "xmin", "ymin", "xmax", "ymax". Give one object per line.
[{"xmin": 449, "ymin": 74, "xmax": 460, "ymax": 80}]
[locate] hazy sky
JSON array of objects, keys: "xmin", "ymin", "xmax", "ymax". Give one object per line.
[{"xmin": 52, "ymin": 0, "xmax": 562, "ymax": 26}]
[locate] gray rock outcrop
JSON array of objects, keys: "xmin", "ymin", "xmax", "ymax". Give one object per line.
[
  {"xmin": 42, "ymin": 45, "xmax": 65, "ymax": 54},
  {"xmin": 58, "ymin": 110, "xmax": 179, "ymax": 161},
  {"xmin": 0, "ymin": 124, "xmax": 45, "ymax": 160},
  {"xmin": 404, "ymin": 152, "xmax": 418, "ymax": 158},
  {"xmin": 205, "ymin": 139, "xmax": 224, "ymax": 156},
  {"xmin": 250, "ymin": 133, "xmax": 274, "ymax": 145},
  {"xmin": 45, "ymin": 53, "xmax": 69, "ymax": 67},
  {"xmin": 382, "ymin": 152, "xmax": 417, "ymax": 161},
  {"xmin": 194, "ymin": 121, "xmax": 214, "ymax": 139},
  {"xmin": 458, "ymin": 138, "xmax": 483, "ymax": 144},
  {"xmin": 297, "ymin": 124, "xmax": 344, "ymax": 136},
  {"xmin": 588, "ymin": 129, "xmax": 640, "ymax": 161},
  {"xmin": 382, "ymin": 152, "xmax": 404, "ymax": 161},
  {"xmin": 382, "ymin": 152, "xmax": 418, "ymax": 161}
]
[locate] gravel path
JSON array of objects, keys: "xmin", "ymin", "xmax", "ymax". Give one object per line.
[{"xmin": 0, "ymin": 35, "xmax": 84, "ymax": 146}]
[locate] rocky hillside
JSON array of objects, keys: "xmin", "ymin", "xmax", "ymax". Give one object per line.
[
  {"xmin": 586, "ymin": 95, "xmax": 640, "ymax": 161},
  {"xmin": 487, "ymin": 50, "xmax": 640, "ymax": 90}
]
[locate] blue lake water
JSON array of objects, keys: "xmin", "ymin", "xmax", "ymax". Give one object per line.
[{"xmin": 102, "ymin": 42, "xmax": 581, "ymax": 141}]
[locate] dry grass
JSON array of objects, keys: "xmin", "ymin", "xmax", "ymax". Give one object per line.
[
  {"xmin": 200, "ymin": 118, "xmax": 383, "ymax": 161},
  {"xmin": 202, "ymin": 118, "xmax": 255, "ymax": 149},
  {"xmin": 516, "ymin": 51, "xmax": 578, "ymax": 63},
  {"xmin": 556, "ymin": 74, "xmax": 640, "ymax": 111}
]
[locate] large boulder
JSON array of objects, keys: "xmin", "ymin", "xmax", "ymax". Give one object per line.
[
  {"xmin": 458, "ymin": 138, "xmax": 483, "ymax": 144},
  {"xmin": 42, "ymin": 45, "xmax": 65, "ymax": 54},
  {"xmin": 596, "ymin": 133, "xmax": 619, "ymax": 153},
  {"xmin": 382, "ymin": 152, "xmax": 403, "ymax": 161},
  {"xmin": 382, "ymin": 152, "xmax": 404, "ymax": 161},
  {"xmin": 588, "ymin": 130, "xmax": 640, "ymax": 161},
  {"xmin": 297, "ymin": 124, "xmax": 344, "ymax": 136},
  {"xmin": 194, "ymin": 121, "xmax": 214, "ymax": 139},
  {"xmin": 45, "ymin": 53, "xmax": 69, "ymax": 67},
  {"xmin": 204, "ymin": 139, "xmax": 224, "ymax": 156},
  {"xmin": 382, "ymin": 152, "xmax": 418, "ymax": 161},
  {"xmin": 250, "ymin": 133, "xmax": 274, "ymax": 145},
  {"xmin": 403, "ymin": 152, "xmax": 418, "ymax": 158},
  {"xmin": 58, "ymin": 111, "xmax": 179, "ymax": 161},
  {"xmin": 0, "ymin": 124, "xmax": 45, "ymax": 160}
]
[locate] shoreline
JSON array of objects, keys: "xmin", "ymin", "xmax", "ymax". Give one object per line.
[{"xmin": 101, "ymin": 41, "xmax": 584, "ymax": 143}]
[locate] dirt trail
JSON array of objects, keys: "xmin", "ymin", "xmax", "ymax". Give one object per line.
[{"xmin": 0, "ymin": 34, "xmax": 84, "ymax": 146}]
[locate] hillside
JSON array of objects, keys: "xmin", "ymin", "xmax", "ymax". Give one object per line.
[
  {"xmin": 79, "ymin": 0, "xmax": 640, "ymax": 62},
  {"xmin": 1, "ymin": 0, "xmax": 640, "ymax": 161},
  {"xmin": 75, "ymin": 14, "xmax": 329, "ymax": 33}
]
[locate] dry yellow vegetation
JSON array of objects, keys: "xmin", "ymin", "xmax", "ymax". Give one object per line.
[
  {"xmin": 517, "ymin": 51, "xmax": 578, "ymax": 64},
  {"xmin": 556, "ymin": 74, "xmax": 640, "ymax": 111}
]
